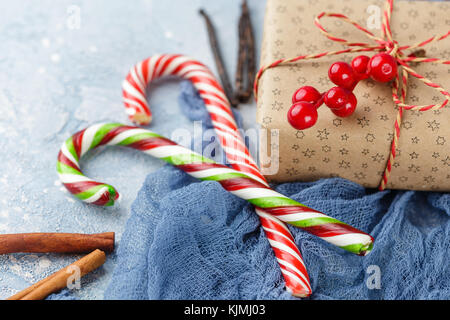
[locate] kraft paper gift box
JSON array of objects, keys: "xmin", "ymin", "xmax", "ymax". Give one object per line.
[{"xmin": 256, "ymin": 0, "xmax": 450, "ymax": 191}]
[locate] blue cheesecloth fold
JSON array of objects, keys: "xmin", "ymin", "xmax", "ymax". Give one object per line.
[{"xmin": 99, "ymin": 81, "xmax": 449, "ymax": 300}]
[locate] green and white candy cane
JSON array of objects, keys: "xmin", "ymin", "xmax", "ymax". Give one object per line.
[{"xmin": 57, "ymin": 123, "xmax": 374, "ymax": 256}]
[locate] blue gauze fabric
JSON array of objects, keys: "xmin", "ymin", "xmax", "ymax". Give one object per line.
[{"xmin": 104, "ymin": 81, "xmax": 449, "ymax": 300}]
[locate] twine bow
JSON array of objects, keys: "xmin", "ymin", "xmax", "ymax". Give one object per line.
[{"xmin": 254, "ymin": 0, "xmax": 450, "ymax": 190}]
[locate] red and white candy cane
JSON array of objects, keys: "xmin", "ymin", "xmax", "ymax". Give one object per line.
[{"xmin": 122, "ymin": 54, "xmax": 312, "ymax": 297}]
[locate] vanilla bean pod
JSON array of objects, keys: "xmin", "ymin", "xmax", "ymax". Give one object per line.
[
  {"xmin": 199, "ymin": 9, "xmax": 238, "ymax": 107},
  {"xmin": 199, "ymin": 1, "xmax": 256, "ymax": 107},
  {"xmin": 235, "ymin": 0, "xmax": 255, "ymax": 102}
]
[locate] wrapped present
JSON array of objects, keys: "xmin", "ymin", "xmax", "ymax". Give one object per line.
[{"xmin": 256, "ymin": 0, "xmax": 450, "ymax": 191}]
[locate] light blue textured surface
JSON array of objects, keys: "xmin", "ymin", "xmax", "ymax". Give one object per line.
[{"xmin": 0, "ymin": 0, "xmax": 263, "ymax": 299}]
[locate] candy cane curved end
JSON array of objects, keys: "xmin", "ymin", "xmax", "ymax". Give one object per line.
[
  {"xmin": 122, "ymin": 54, "xmax": 229, "ymax": 126},
  {"xmin": 57, "ymin": 133, "xmax": 121, "ymax": 207}
]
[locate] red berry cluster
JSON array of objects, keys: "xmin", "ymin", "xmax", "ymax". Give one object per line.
[{"xmin": 287, "ymin": 53, "xmax": 398, "ymax": 130}]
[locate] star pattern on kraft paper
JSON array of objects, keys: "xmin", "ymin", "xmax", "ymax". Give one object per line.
[
  {"xmin": 373, "ymin": 96, "xmax": 387, "ymax": 106},
  {"xmin": 354, "ymin": 172, "xmax": 366, "ymax": 180},
  {"xmin": 271, "ymin": 101, "xmax": 283, "ymax": 111},
  {"xmin": 296, "ymin": 76, "xmax": 307, "ymax": 84},
  {"xmin": 402, "ymin": 121, "xmax": 413, "ymax": 130},
  {"xmin": 322, "ymin": 145, "xmax": 331, "ymax": 153},
  {"xmin": 442, "ymin": 156, "xmax": 450, "ymax": 166},
  {"xmin": 425, "ymin": 71, "xmax": 438, "ymax": 80},
  {"xmin": 365, "ymin": 133, "xmax": 376, "ymax": 143},
  {"xmin": 409, "ymin": 152, "xmax": 419, "ymax": 160},
  {"xmin": 302, "ymin": 148, "xmax": 315, "ymax": 158},
  {"xmin": 288, "ymin": 64, "xmax": 302, "ymax": 72},
  {"xmin": 409, "ymin": 110, "xmax": 422, "ymax": 117},
  {"xmin": 357, "ymin": 117, "xmax": 370, "ymax": 128},
  {"xmin": 408, "ymin": 164, "xmax": 421, "ymax": 173},
  {"xmin": 291, "ymin": 16, "xmax": 302, "ymax": 25},
  {"xmin": 436, "ymin": 136, "xmax": 446, "ymax": 145},
  {"xmin": 305, "ymin": 44, "xmax": 318, "ymax": 53},
  {"xmin": 432, "ymin": 95, "xmax": 441, "ymax": 102},
  {"xmin": 332, "ymin": 118, "xmax": 342, "ymax": 127},
  {"xmin": 262, "ymin": 116, "xmax": 272, "ymax": 125},
  {"xmin": 339, "ymin": 160, "xmax": 351, "ymax": 169},
  {"xmin": 294, "ymin": 132, "xmax": 305, "ymax": 141},
  {"xmin": 427, "ymin": 120, "xmax": 440, "ymax": 131},
  {"xmin": 318, "ymin": 77, "xmax": 331, "ymax": 86},
  {"xmin": 272, "ymin": 88, "xmax": 281, "ymax": 96},
  {"xmin": 387, "ymin": 133, "xmax": 395, "ymax": 141},
  {"xmin": 285, "ymin": 167, "xmax": 299, "ymax": 176},
  {"xmin": 423, "ymin": 21, "xmax": 435, "ymax": 31},
  {"xmin": 410, "ymin": 95, "xmax": 419, "ymax": 103},
  {"xmin": 424, "ymin": 175, "xmax": 435, "ymax": 184},
  {"xmin": 274, "ymin": 39, "xmax": 284, "ymax": 47},
  {"xmin": 316, "ymin": 129, "xmax": 330, "ymax": 140},
  {"xmin": 408, "ymin": 9, "xmax": 419, "ymax": 18},
  {"xmin": 371, "ymin": 153, "xmax": 385, "ymax": 163}
]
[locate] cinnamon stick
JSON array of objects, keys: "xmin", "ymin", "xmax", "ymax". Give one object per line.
[
  {"xmin": 7, "ymin": 249, "xmax": 106, "ymax": 300},
  {"xmin": 0, "ymin": 232, "xmax": 114, "ymax": 254}
]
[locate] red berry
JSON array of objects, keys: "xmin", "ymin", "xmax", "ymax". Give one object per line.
[
  {"xmin": 324, "ymin": 87, "xmax": 352, "ymax": 109},
  {"xmin": 292, "ymin": 86, "xmax": 322, "ymax": 105},
  {"xmin": 328, "ymin": 62, "xmax": 357, "ymax": 90},
  {"xmin": 368, "ymin": 53, "xmax": 398, "ymax": 82},
  {"xmin": 330, "ymin": 92, "xmax": 357, "ymax": 117},
  {"xmin": 287, "ymin": 102, "xmax": 319, "ymax": 130},
  {"xmin": 351, "ymin": 55, "xmax": 370, "ymax": 80}
]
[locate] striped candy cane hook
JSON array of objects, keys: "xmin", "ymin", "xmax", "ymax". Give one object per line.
[
  {"xmin": 122, "ymin": 54, "xmax": 312, "ymax": 296},
  {"xmin": 122, "ymin": 54, "xmax": 266, "ymax": 185}
]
